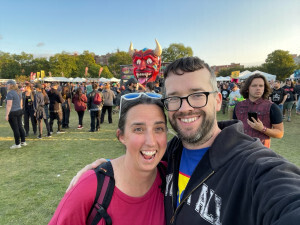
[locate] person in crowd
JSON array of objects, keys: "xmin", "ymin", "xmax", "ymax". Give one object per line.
[
  {"xmin": 42, "ymin": 85, "xmax": 50, "ymax": 120},
  {"xmin": 220, "ymin": 83, "xmax": 230, "ymax": 114},
  {"xmin": 100, "ymin": 83, "xmax": 115, "ymax": 124},
  {"xmin": 34, "ymin": 83, "xmax": 51, "ymax": 139},
  {"xmin": 269, "ymin": 80, "xmax": 287, "ymax": 113},
  {"xmin": 295, "ymin": 79, "xmax": 300, "ymax": 114},
  {"xmin": 0, "ymin": 83, "xmax": 7, "ymax": 107},
  {"xmin": 228, "ymin": 82, "xmax": 243, "ymax": 119},
  {"xmin": 233, "ymin": 74, "xmax": 284, "ymax": 148},
  {"xmin": 72, "ymin": 88, "xmax": 87, "ymax": 130},
  {"xmin": 5, "ymin": 80, "xmax": 27, "ymax": 149},
  {"xmin": 68, "ymin": 57, "xmax": 300, "ymax": 225},
  {"xmin": 146, "ymin": 82, "xmax": 156, "ymax": 93},
  {"xmin": 23, "ymin": 82, "xmax": 37, "ymax": 136},
  {"xmin": 282, "ymin": 79, "xmax": 296, "ymax": 121},
  {"xmin": 154, "ymin": 80, "xmax": 162, "ymax": 94},
  {"xmin": 111, "ymin": 83, "xmax": 121, "ymax": 105},
  {"xmin": 61, "ymin": 86, "xmax": 72, "ymax": 129},
  {"xmin": 49, "ymin": 93, "xmax": 167, "ymax": 225},
  {"xmin": 48, "ymin": 82, "xmax": 65, "ymax": 134},
  {"xmin": 115, "ymin": 78, "xmax": 138, "ymax": 108},
  {"xmin": 87, "ymin": 83, "xmax": 103, "ymax": 132}
]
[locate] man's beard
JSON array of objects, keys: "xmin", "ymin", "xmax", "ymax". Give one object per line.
[{"xmin": 169, "ymin": 108, "xmax": 215, "ymax": 146}]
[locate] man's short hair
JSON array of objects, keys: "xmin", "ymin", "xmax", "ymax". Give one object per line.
[
  {"xmin": 92, "ymin": 83, "xmax": 98, "ymax": 90},
  {"xmin": 240, "ymin": 73, "xmax": 271, "ymax": 100},
  {"xmin": 126, "ymin": 78, "xmax": 138, "ymax": 86},
  {"xmin": 51, "ymin": 82, "xmax": 59, "ymax": 87}
]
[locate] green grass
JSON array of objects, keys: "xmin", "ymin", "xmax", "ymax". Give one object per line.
[{"xmin": 0, "ymin": 106, "xmax": 299, "ymax": 224}]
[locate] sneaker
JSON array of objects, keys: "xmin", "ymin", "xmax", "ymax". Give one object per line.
[
  {"xmin": 21, "ymin": 142, "xmax": 27, "ymax": 146},
  {"xmin": 10, "ymin": 144, "xmax": 21, "ymax": 149},
  {"xmin": 287, "ymin": 117, "xmax": 291, "ymax": 122},
  {"xmin": 77, "ymin": 125, "xmax": 83, "ymax": 130},
  {"xmin": 37, "ymin": 135, "xmax": 42, "ymax": 139},
  {"xmin": 46, "ymin": 133, "xmax": 52, "ymax": 137},
  {"xmin": 95, "ymin": 128, "xmax": 100, "ymax": 132},
  {"xmin": 88, "ymin": 130, "xmax": 94, "ymax": 132},
  {"xmin": 57, "ymin": 130, "xmax": 65, "ymax": 134}
]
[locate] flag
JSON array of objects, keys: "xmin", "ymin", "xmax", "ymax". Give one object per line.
[
  {"xmin": 48, "ymin": 72, "xmax": 52, "ymax": 77},
  {"xmin": 41, "ymin": 70, "xmax": 45, "ymax": 79},
  {"xmin": 37, "ymin": 72, "xmax": 40, "ymax": 79},
  {"xmin": 33, "ymin": 73, "xmax": 36, "ymax": 80},
  {"xmin": 85, "ymin": 67, "xmax": 88, "ymax": 76},
  {"xmin": 99, "ymin": 67, "xmax": 103, "ymax": 77},
  {"xmin": 231, "ymin": 71, "xmax": 240, "ymax": 79},
  {"xmin": 30, "ymin": 72, "xmax": 33, "ymax": 81}
]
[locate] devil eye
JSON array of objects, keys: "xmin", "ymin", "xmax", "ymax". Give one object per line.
[
  {"xmin": 136, "ymin": 59, "xmax": 141, "ymax": 65},
  {"xmin": 147, "ymin": 58, "xmax": 153, "ymax": 64}
]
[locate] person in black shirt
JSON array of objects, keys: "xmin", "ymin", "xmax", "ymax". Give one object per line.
[
  {"xmin": 220, "ymin": 83, "xmax": 230, "ymax": 114},
  {"xmin": 282, "ymin": 79, "xmax": 296, "ymax": 121},
  {"xmin": 269, "ymin": 80, "xmax": 287, "ymax": 113}
]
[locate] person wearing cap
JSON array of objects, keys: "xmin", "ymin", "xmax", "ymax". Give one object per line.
[
  {"xmin": 5, "ymin": 80, "xmax": 27, "ymax": 149},
  {"xmin": 34, "ymin": 83, "xmax": 51, "ymax": 139},
  {"xmin": 48, "ymin": 82, "xmax": 65, "ymax": 134},
  {"xmin": 228, "ymin": 82, "xmax": 243, "ymax": 119}
]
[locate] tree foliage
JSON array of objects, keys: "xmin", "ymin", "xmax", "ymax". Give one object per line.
[
  {"xmin": 108, "ymin": 51, "xmax": 132, "ymax": 78},
  {"xmin": 264, "ymin": 50, "xmax": 296, "ymax": 80},
  {"xmin": 161, "ymin": 43, "xmax": 193, "ymax": 62}
]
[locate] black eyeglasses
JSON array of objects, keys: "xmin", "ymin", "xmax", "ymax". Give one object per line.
[{"xmin": 161, "ymin": 91, "xmax": 217, "ymax": 111}]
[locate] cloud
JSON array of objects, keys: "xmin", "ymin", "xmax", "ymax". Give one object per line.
[
  {"xmin": 36, "ymin": 42, "xmax": 45, "ymax": 47},
  {"xmin": 0, "ymin": 34, "xmax": 3, "ymax": 40}
]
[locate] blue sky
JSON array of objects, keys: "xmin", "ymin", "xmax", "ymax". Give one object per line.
[{"xmin": 0, "ymin": 0, "xmax": 299, "ymax": 66}]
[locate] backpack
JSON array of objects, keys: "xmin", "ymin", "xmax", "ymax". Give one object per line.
[
  {"xmin": 86, "ymin": 161, "xmax": 167, "ymax": 225},
  {"xmin": 93, "ymin": 92, "xmax": 102, "ymax": 105}
]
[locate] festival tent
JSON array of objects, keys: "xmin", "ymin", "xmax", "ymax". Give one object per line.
[
  {"xmin": 216, "ymin": 76, "xmax": 231, "ymax": 82},
  {"xmin": 239, "ymin": 70, "xmax": 276, "ymax": 81},
  {"xmin": 43, "ymin": 77, "xmax": 70, "ymax": 82},
  {"xmin": 70, "ymin": 77, "xmax": 86, "ymax": 82},
  {"xmin": 110, "ymin": 77, "xmax": 121, "ymax": 82},
  {"xmin": 238, "ymin": 70, "xmax": 252, "ymax": 78}
]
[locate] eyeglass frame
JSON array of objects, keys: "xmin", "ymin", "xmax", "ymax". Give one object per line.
[{"xmin": 161, "ymin": 91, "xmax": 217, "ymax": 111}]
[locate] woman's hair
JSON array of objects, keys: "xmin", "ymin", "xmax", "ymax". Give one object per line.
[
  {"xmin": 25, "ymin": 83, "xmax": 34, "ymax": 101},
  {"xmin": 75, "ymin": 88, "xmax": 83, "ymax": 101},
  {"xmin": 61, "ymin": 86, "xmax": 70, "ymax": 96},
  {"xmin": 8, "ymin": 84, "xmax": 18, "ymax": 91},
  {"xmin": 240, "ymin": 73, "xmax": 271, "ymax": 99},
  {"xmin": 117, "ymin": 95, "xmax": 167, "ymax": 140}
]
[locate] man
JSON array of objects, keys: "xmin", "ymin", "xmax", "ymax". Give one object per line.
[
  {"xmin": 68, "ymin": 57, "xmax": 300, "ymax": 225},
  {"xmin": 100, "ymin": 83, "xmax": 115, "ymax": 124},
  {"xmin": 87, "ymin": 83, "xmax": 104, "ymax": 132},
  {"xmin": 282, "ymin": 79, "xmax": 296, "ymax": 121},
  {"xmin": 227, "ymin": 82, "xmax": 243, "ymax": 119},
  {"xmin": 233, "ymin": 74, "xmax": 284, "ymax": 148},
  {"xmin": 269, "ymin": 80, "xmax": 287, "ymax": 113},
  {"xmin": 295, "ymin": 79, "xmax": 300, "ymax": 114},
  {"xmin": 0, "ymin": 83, "xmax": 7, "ymax": 107},
  {"xmin": 48, "ymin": 82, "xmax": 65, "ymax": 134},
  {"xmin": 115, "ymin": 78, "xmax": 138, "ymax": 107},
  {"xmin": 220, "ymin": 83, "xmax": 230, "ymax": 114}
]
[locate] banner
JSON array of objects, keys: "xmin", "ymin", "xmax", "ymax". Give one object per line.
[
  {"xmin": 30, "ymin": 72, "xmax": 33, "ymax": 81},
  {"xmin": 231, "ymin": 71, "xmax": 240, "ymax": 79},
  {"xmin": 99, "ymin": 67, "xmax": 103, "ymax": 77},
  {"xmin": 49, "ymin": 72, "xmax": 52, "ymax": 77},
  {"xmin": 33, "ymin": 73, "xmax": 36, "ymax": 80},
  {"xmin": 41, "ymin": 70, "xmax": 45, "ymax": 79},
  {"xmin": 85, "ymin": 67, "xmax": 88, "ymax": 76},
  {"xmin": 37, "ymin": 72, "xmax": 40, "ymax": 79}
]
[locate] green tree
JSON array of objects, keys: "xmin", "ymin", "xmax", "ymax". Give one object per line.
[
  {"xmin": 217, "ymin": 66, "xmax": 245, "ymax": 77},
  {"xmin": 161, "ymin": 43, "xmax": 193, "ymax": 62},
  {"xmin": 0, "ymin": 52, "xmax": 21, "ymax": 79},
  {"xmin": 101, "ymin": 66, "xmax": 114, "ymax": 78},
  {"xmin": 30, "ymin": 57, "xmax": 50, "ymax": 76},
  {"xmin": 49, "ymin": 52, "xmax": 77, "ymax": 78},
  {"xmin": 108, "ymin": 51, "xmax": 132, "ymax": 78},
  {"xmin": 74, "ymin": 51, "xmax": 97, "ymax": 78},
  {"xmin": 264, "ymin": 50, "xmax": 296, "ymax": 80}
]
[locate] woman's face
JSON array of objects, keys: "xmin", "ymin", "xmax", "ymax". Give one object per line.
[{"xmin": 119, "ymin": 104, "xmax": 167, "ymax": 172}]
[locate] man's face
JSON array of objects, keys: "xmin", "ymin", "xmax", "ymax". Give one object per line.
[
  {"xmin": 248, "ymin": 78, "xmax": 264, "ymax": 101},
  {"xmin": 274, "ymin": 81, "xmax": 280, "ymax": 89},
  {"xmin": 164, "ymin": 69, "xmax": 222, "ymax": 148}
]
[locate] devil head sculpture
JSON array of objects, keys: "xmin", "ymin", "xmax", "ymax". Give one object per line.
[{"xmin": 128, "ymin": 39, "xmax": 162, "ymax": 86}]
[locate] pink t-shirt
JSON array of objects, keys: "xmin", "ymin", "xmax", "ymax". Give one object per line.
[{"xmin": 49, "ymin": 168, "xmax": 165, "ymax": 225}]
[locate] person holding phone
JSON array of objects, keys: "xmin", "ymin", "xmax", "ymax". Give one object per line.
[{"xmin": 233, "ymin": 74, "xmax": 284, "ymax": 148}]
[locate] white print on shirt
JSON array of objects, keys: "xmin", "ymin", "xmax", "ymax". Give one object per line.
[
  {"xmin": 165, "ymin": 174, "xmax": 173, "ymax": 196},
  {"xmin": 195, "ymin": 183, "xmax": 222, "ymax": 225}
]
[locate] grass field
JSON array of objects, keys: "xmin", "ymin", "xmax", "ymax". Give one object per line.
[{"xmin": 0, "ymin": 105, "xmax": 299, "ymax": 224}]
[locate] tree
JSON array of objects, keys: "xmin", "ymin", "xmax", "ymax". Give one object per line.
[
  {"xmin": 0, "ymin": 52, "xmax": 21, "ymax": 79},
  {"xmin": 74, "ymin": 51, "xmax": 97, "ymax": 78},
  {"xmin": 161, "ymin": 43, "xmax": 193, "ymax": 62},
  {"xmin": 100, "ymin": 66, "xmax": 114, "ymax": 78},
  {"xmin": 108, "ymin": 51, "xmax": 132, "ymax": 77},
  {"xmin": 264, "ymin": 50, "xmax": 296, "ymax": 80},
  {"xmin": 49, "ymin": 52, "xmax": 77, "ymax": 78}
]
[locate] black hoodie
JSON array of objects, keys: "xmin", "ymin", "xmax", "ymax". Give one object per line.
[{"xmin": 164, "ymin": 120, "xmax": 300, "ymax": 225}]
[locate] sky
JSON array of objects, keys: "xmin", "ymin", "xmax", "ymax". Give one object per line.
[{"xmin": 0, "ymin": 0, "xmax": 299, "ymax": 66}]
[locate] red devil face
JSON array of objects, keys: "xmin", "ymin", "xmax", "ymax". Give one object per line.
[
  {"xmin": 129, "ymin": 40, "xmax": 162, "ymax": 86},
  {"xmin": 132, "ymin": 49, "xmax": 161, "ymax": 86}
]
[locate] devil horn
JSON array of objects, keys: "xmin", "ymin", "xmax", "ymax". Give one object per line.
[
  {"xmin": 154, "ymin": 39, "xmax": 162, "ymax": 56},
  {"xmin": 128, "ymin": 42, "xmax": 135, "ymax": 57}
]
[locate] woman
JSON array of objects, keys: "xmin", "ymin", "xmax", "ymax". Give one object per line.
[
  {"xmin": 72, "ymin": 88, "xmax": 87, "ymax": 129},
  {"xmin": 61, "ymin": 85, "xmax": 72, "ymax": 128},
  {"xmin": 23, "ymin": 82, "xmax": 37, "ymax": 136},
  {"xmin": 34, "ymin": 83, "xmax": 51, "ymax": 139},
  {"xmin": 5, "ymin": 80, "xmax": 27, "ymax": 149},
  {"xmin": 49, "ymin": 93, "xmax": 167, "ymax": 225}
]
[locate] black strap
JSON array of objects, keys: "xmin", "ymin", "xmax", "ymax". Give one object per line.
[
  {"xmin": 157, "ymin": 162, "xmax": 167, "ymax": 193},
  {"xmin": 86, "ymin": 162, "xmax": 115, "ymax": 225}
]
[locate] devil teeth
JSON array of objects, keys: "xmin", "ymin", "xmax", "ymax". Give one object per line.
[
  {"xmin": 141, "ymin": 151, "xmax": 157, "ymax": 156},
  {"xmin": 181, "ymin": 117, "xmax": 197, "ymax": 123}
]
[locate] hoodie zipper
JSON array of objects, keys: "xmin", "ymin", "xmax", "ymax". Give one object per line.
[{"xmin": 170, "ymin": 170, "xmax": 215, "ymax": 224}]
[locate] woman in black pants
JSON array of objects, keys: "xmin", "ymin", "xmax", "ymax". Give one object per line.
[
  {"xmin": 23, "ymin": 83, "xmax": 37, "ymax": 136},
  {"xmin": 72, "ymin": 88, "xmax": 87, "ymax": 129},
  {"xmin": 5, "ymin": 80, "xmax": 27, "ymax": 149}
]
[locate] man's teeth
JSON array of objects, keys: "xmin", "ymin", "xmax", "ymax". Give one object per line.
[
  {"xmin": 141, "ymin": 151, "xmax": 157, "ymax": 156},
  {"xmin": 137, "ymin": 72, "xmax": 151, "ymax": 78},
  {"xmin": 181, "ymin": 117, "xmax": 197, "ymax": 123}
]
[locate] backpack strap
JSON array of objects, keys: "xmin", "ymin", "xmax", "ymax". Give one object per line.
[
  {"xmin": 157, "ymin": 161, "xmax": 167, "ymax": 193},
  {"xmin": 86, "ymin": 162, "xmax": 115, "ymax": 225}
]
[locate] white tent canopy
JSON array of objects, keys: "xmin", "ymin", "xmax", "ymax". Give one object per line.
[
  {"xmin": 239, "ymin": 70, "xmax": 276, "ymax": 81},
  {"xmin": 216, "ymin": 76, "xmax": 231, "ymax": 82},
  {"xmin": 43, "ymin": 77, "xmax": 70, "ymax": 82}
]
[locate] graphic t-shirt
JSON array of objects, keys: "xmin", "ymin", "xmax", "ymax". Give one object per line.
[{"xmin": 177, "ymin": 147, "xmax": 209, "ymax": 206}]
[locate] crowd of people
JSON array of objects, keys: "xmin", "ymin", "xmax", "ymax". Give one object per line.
[{"xmin": 2, "ymin": 79, "xmax": 163, "ymax": 149}]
